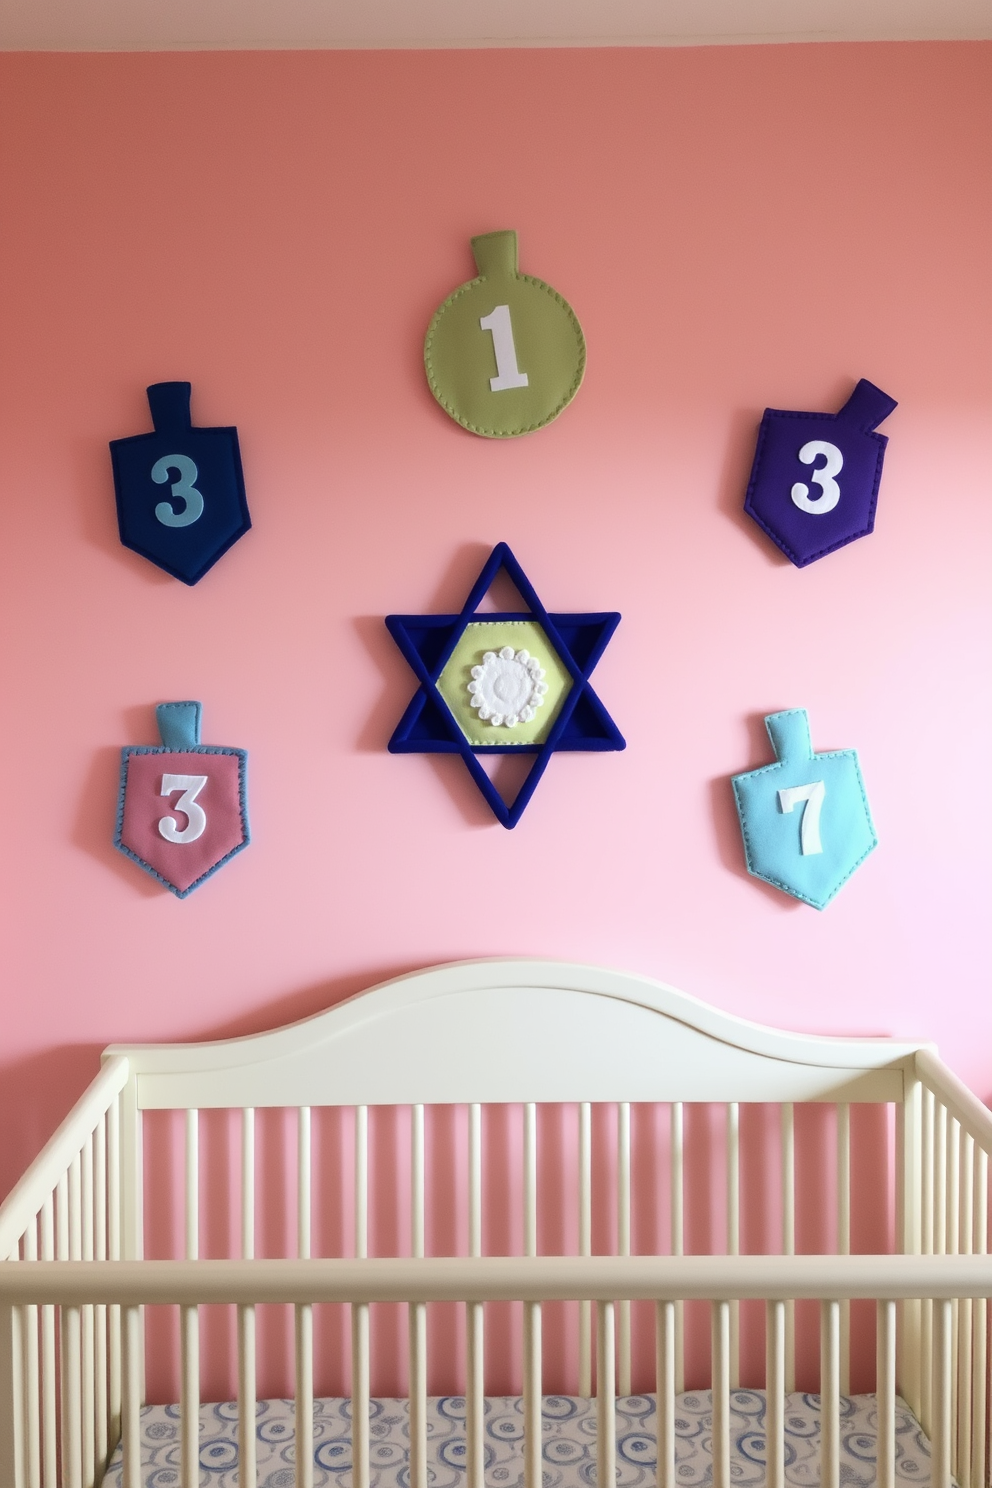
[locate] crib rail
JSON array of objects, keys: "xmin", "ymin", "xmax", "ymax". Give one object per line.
[{"xmin": 3, "ymin": 1253, "xmax": 992, "ymax": 1488}]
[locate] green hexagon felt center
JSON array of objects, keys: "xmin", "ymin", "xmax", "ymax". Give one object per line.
[
  {"xmin": 424, "ymin": 230, "xmax": 585, "ymax": 439},
  {"xmin": 436, "ymin": 622, "xmax": 573, "ymax": 747}
]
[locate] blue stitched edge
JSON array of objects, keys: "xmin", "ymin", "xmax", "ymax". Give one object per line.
[{"xmin": 114, "ymin": 745, "xmax": 250, "ymax": 898}]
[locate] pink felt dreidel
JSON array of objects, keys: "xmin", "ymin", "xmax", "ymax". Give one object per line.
[{"xmin": 115, "ymin": 701, "xmax": 249, "ymax": 897}]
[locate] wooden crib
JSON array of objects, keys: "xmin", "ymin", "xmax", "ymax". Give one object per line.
[{"xmin": 2, "ymin": 957, "xmax": 992, "ymax": 1488}]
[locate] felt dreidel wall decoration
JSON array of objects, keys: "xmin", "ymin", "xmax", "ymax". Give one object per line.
[
  {"xmin": 424, "ymin": 231, "xmax": 586, "ymax": 438},
  {"xmin": 110, "ymin": 382, "xmax": 251, "ymax": 584},
  {"xmin": 743, "ymin": 379, "xmax": 897, "ymax": 566},
  {"xmin": 732, "ymin": 710, "xmax": 876, "ymax": 909},
  {"xmin": 115, "ymin": 702, "xmax": 249, "ymax": 897}
]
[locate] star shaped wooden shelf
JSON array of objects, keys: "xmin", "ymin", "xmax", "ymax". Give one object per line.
[{"xmin": 385, "ymin": 543, "xmax": 625, "ymax": 827}]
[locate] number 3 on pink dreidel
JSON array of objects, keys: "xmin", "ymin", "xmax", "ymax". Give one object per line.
[{"xmin": 114, "ymin": 702, "xmax": 250, "ymax": 897}]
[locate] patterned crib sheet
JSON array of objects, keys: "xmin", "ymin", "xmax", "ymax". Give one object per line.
[{"xmin": 101, "ymin": 1390, "xmax": 938, "ymax": 1488}]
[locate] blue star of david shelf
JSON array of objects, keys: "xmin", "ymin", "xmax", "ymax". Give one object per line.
[{"xmin": 386, "ymin": 543, "xmax": 625, "ymax": 827}]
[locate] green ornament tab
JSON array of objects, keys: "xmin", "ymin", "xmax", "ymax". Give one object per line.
[{"xmin": 424, "ymin": 230, "xmax": 586, "ymax": 438}]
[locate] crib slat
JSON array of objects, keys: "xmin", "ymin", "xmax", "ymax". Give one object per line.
[
  {"xmin": 711, "ymin": 1301, "xmax": 730, "ymax": 1488},
  {"xmin": 180, "ymin": 1305, "xmax": 199, "ymax": 1488},
  {"xmin": 296, "ymin": 1108, "xmax": 314, "ymax": 1488},
  {"xmin": 238, "ymin": 1303, "xmax": 256, "ymax": 1488},
  {"xmin": 469, "ymin": 1104, "xmax": 482, "ymax": 1259},
  {"xmin": 295, "ymin": 1304, "xmax": 313, "ymax": 1488},
  {"xmin": 122, "ymin": 1305, "xmax": 141, "ymax": 1488},
  {"xmin": 618, "ymin": 1101, "xmax": 631, "ymax": 1398},
  {"xmin": 933, "ymin": 1298, "xmax": 953, "ymax": 1488},
  {"xmin": 298, "ymin": 1108, "xmax": 312, "ymax": 1261},
  {"xmin": 40, "ymin": 1194, "xmax": 56, "ymax": 1488},
  {"xmin": 819, "ymin": 1299, "xmax": 840, "ymax": 1488},
  {"xmin": 524, "ymin": 1301, "xmax": 542, "ymax": 1488},
  {"xmin": 355, "ymin": 1107, "xmax": 368, "ymax": 1260},
  {"xmin": 107, "ymin": 1093, "xmax": 122, "ymax": 1458},
  {"xmin": 579, "ymin": 1102, "xmax": 592, "ymax": 1398},
  {"xmin": 64, "ymin": 1154, "xmax": 83, "ymax": 1488},
  {"xmin": 185, "ymin": 1111, "xmax": 199, "ymax": 1262},
  {"xmin": 524, "ymin": 1103, "xmax": 537, "ymax": 1258},
  {"xmin": 466, "ymin": 1300, "xmax": 485, "ymax": 1488},
  {"xmin": 780, "ymin": 1104, "xmax": 796, "ymax": 1392},
  {"xmin": 182, "ymin": 1110, "xmax": 200, "ymax": 1488},
  {"xmin": 971, "ymin": 1145, "xmax": 988, "ymax": 1488},
  {"xmin": 81, "ymin": 1134, "xmax": 95, "ymax": 1488},
  {"xmin": 670, "ymin": 1103, "xmax": 685, "ymax": 1394},
  {"xmin": 240, "ymin": 1108, "xmax": 256, "ymax": 1488},
  {"xmin": 62, "ymin": 1302, "xmax": 82, "ymax": 1488},
  {"xmin": 959, "ymin": 1128, "xmax": 974, "ymax": 1488},
  {"xmin": 876, "ymin": 1299, "xmax": 896, "ymax": 1488},
  {"xmin": 726, "ymin": 1103, "xmax": 740, "ymax": 1390},
  {"xmin": 23, "ymin": 1217, "xmax": 40, "ymax": 1488},
  {"xmin": 409, "ymin": 1302, "xmax": 427, "ymax": 1488},
  {"xmin": 352, "ymin": 1302, "xmax": 370, "ymax": 1488},
  {"xmin": 467, "ymin": 1107, "xmax": 485, "ymax": 1488},
  {"xmin": 94, "ymin": 1114, "xmax": 108, "ymax": 1477},
  {"xmin": 241, "ymin": 1109, "xmax": 256, "ymax": 1261},
  {"xmin": 765, "ymin": 1300, "xmax": 785, "ymax": 1488},
  {"xmin": 655, "ymin": 1300, "xmax": 675, "ymax": 1488},
  {"xmin": 596, "ymin": 1302, "xmax": 615, "ymax": 1488},
  {"xmin": 921, "ymin": 1085, "xmax": 935, "ymax": 1434},
  {"xmin": 836, "ymin": 1104, "xmax": 851, "ymax": 1396},
  {"xmin": 410, "ymin": 1105, "xmax": 427, "ymax": 1488},
  {"xmin": 947, "ymin": 1116, "xmax": 960, "ymax": 1479}
]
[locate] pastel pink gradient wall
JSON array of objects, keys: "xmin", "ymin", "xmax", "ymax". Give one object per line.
[{"xmin": 0, "ymin": 40, "xmax": 989, "ymax": 1305}]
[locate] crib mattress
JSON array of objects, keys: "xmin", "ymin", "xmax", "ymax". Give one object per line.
[{"xmin": 101, "ymin": 1389, "xmax": 938, "ymax": 1488}]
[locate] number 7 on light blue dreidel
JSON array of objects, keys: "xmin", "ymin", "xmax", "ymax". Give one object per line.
[{"xmin": 731, "ymin": 709, "xmax": 877, "ymax": 909}]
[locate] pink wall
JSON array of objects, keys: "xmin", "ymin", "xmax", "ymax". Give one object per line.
[{"xmin": 0, "ymin": 40, "xmax": 989, "ymax": 1231}]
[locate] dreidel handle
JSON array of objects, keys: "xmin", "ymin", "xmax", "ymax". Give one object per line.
[
  {"xmin": 147, "ymin": 382, "xmax": 193, "ymax": 433},
  {"xmin": 837, "ymin": 378, "xmax": 897, "ymax": 433},
  {"xmin": 471, "ymin": 230, "xmax": 519, "ymax": 280},
  {"xmin": 765, "ymin": 709, "xmax": 814, "ymax": 764},
  {"xmin": 157, "ymin": 701, "xmax": 202, "ymax": 750}
]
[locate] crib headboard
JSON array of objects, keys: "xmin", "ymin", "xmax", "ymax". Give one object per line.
[{"xmin": 105, "ymin": 958, "xmax": 927, "ymax": 1110}]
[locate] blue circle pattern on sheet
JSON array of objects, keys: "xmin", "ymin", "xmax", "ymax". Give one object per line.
[{"xmin": 103, "ymin": 1391, "xmax": 939, "ymax": 1488}]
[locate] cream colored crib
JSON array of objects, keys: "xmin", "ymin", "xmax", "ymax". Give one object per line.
[{"xmin": 2, "ymin": 958, "xmax": 991, "ymax": 1488}]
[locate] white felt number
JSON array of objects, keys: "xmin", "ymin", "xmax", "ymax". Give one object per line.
[
  {"xmin": 479, "ymin": 305, "xmax": 529, "ymax": 392},
  {"xmin": 158, "ymin": 774, "xmax": 208, "ymax": 844},
  {"xmin": 791, "ymin": 440, "xmax": 843, "ymax": 515},
  {"xmin": 778, "ymin": 781, "xmax": 826, "ymax": 856},
  {"xmin": 152, "ymin": 453, "xmax": 205, "ymax": 528}
]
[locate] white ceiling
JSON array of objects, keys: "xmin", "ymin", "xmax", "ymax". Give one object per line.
[{"xmin": 1, "ymin": 0, "xmax": 989, "ymax": 50}]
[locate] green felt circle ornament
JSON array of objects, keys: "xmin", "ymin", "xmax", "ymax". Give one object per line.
[{"xmin": 424, "ymin": 230, "xmax": 586, "ymax": 438}]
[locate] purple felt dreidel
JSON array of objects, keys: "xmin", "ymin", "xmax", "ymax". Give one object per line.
[{"xmin": 744, "ymin": 379, "xmax": 897, "ymax": 567}]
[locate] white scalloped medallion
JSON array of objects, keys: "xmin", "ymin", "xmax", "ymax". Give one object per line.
[{"xmin": 467, "ymin": 647, "xmax": 549, "ymax": 728}]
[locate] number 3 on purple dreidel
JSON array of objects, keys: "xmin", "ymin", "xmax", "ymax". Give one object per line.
[{"xmin": 791, "ymin": 441, "xmax": 842, "ymax": 515}]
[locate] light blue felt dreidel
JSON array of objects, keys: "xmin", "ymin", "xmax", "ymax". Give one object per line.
[{"xmin": 731, "ymin": 709, "xmax": 877, "ymax": 909}]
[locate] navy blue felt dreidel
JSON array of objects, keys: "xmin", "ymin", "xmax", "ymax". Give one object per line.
[
  {"xmin": 743, "ymin": 379, "xmax": 897, "ymax": 567},
  {"xmin": 110, "ymin": 382, "xmax": 251, "ymax": 584}
]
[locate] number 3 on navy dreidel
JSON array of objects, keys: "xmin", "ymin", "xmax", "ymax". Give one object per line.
[
  {"xmin": 110, "ymin": 381, "xmax": 251, "ymax": 585},
  {"xmin": 152, "ymin": 454, "xmax": 204, "ymax": 528}
]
